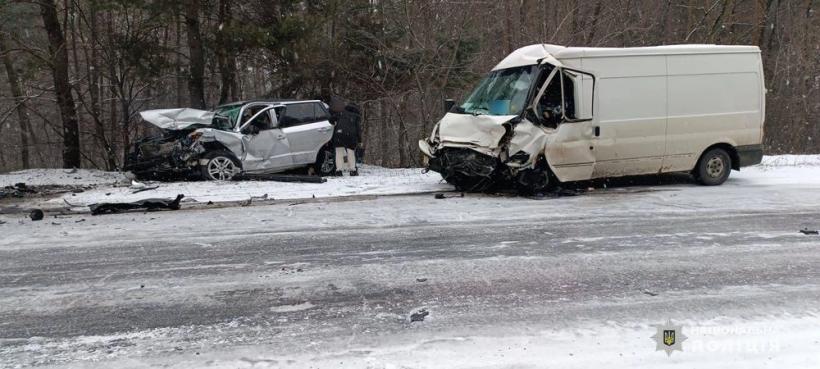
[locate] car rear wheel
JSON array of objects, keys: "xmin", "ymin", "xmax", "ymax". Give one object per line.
[
  {"xmin": 695, "ymin": 147, "xmax": 731, "ymax": 186},
  {"xmin": 313, "ymin": 148, "xmax": 336, "ymax": 176},
  {"xmin": 201, "ymin": 151, "xmax": 240, "ymax": 181}
]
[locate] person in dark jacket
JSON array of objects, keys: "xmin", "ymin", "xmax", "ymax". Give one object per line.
[{"xmin": 330, "ymin": 99, "xmax": 362, "ymax": 176}]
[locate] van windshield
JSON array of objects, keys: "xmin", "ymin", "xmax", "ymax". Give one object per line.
[{"xmin": 460, "ymin": 65, "xmax": 536, "ymax": 116}]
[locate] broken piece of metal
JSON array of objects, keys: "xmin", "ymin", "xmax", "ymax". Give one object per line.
[
  {"xmin": 89, "ymin": 194, "xmax": 184, "ymax": 215},
  {"xmin": 236, "ymin": 173, "xmax": 327, "ymax": 183}
]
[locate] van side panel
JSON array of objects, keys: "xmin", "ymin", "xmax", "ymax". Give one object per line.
[
  {"xmin": 581, "ymin": 55, "xmax": 668, "ymax": 178},
  {"xmin": 663, "ymin": 52, "xmax": 763, "ymax": 172}
]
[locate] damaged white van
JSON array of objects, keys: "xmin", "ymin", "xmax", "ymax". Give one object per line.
[{"xmin": 419, "ymin": 44, "xmax": 765, "ymax": 192}]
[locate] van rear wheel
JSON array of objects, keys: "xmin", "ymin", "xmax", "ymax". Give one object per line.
[{"xmin": 695, "ymin": 147, "xmax": 731, "ymax": 186}]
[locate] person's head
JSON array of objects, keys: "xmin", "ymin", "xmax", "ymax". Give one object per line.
[{"xmin": 329, "ymin": 96, "xmax": 346, "ymax": 113}]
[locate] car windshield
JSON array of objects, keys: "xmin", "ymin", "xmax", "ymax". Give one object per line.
[
  {"xmin": 212, "ymin": 104, "xmax": 243, "ymax": 130},
  {"xmin": 460, "ymin": 65, "xmax": 537, "ymax": 116}
]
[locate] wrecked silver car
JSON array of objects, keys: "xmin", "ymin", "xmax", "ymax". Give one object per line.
[{"xmin": 125, "ymin": 100, "xmax": 336, "ymax": 180}]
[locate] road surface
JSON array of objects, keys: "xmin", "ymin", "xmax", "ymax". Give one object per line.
[{"xmin": 1, "ymin": 169, "xmax": 819, "ymax": 368}]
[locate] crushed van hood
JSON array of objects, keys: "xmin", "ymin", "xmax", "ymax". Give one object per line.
[
  {"xmin": 437, "ymin": 113, "xmax": 516, "ymax": 151},
  {"xmin": 139, "ymin": 108, "xmax": 215, "ymax": 130}
]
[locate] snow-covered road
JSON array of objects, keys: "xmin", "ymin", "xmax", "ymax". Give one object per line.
[{"xmin": 1, "ymin": 156, "xmax": 819, "ymax": 368}]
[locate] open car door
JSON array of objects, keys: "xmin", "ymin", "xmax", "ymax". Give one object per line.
[
  {"xmin": 237, "ymin": 104, "xmax": 294, "ymax": 172},
  {"xmin": 532, "ymin": 59, "xmax": 598, "ymax": 182}
]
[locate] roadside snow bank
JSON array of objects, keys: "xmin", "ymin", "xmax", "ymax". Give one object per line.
[
  {"xmin": 3, "ymin": 154, "xmax": 818, "ymax": 209},
  {"xmin": 759, "ymin": 154, "xmax": 820, "ymax": 168},
  {"xmin": 38, "ymin": 314, "xmax": 820, "ymax": 369},
  {"xmin": 49, "ymin": 165, "xmax": 450, "ymax": 207},
  {"xmin": 0, "ymin": 168, "xmax": 128, "ymax": 187}
]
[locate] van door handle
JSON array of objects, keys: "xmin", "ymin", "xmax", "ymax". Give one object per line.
[
  {"xmin": 276, "ymin": 135, "xmax": 286, "ymax": 140},
  {"xmin": 318, "ymin": 127, "xmax": 331, "ymax": 132},
  {"xmin": 594, "ymin": 126, "xmax": 600, "ymax": 137}
]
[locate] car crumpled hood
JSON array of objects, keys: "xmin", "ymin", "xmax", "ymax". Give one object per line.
[
  {"xmin": 437, "ymin": 112, "xmax": 517, "ymax": 150},
  {"xmin": 139, "ymin": 108, "xmax": 216, "ymax": 130}
]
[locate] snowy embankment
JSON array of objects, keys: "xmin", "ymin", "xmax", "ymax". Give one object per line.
[
  {"xmin": 183, "ymin": 315, "xmax": 820, "ymax": 369},
  {"xmin": 1, "ymin": 155, "xmax": 818, "ymax": 210},
  {"xmin": 0, "ymin": 165, "xmax": 451, "ymax": 209}
]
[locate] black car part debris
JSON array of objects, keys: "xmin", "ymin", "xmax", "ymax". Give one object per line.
[
  {"xmin": 1, "ymin": 183, "xmax": 37, "ymax": 200},
  {"xmin": 236, "ymin": 173, "xmax": 327, "ymax": 183},
  {"xmin": 90, "ymin": 194, "xmax": 184, "ymax": 215},
  {"xmin": 434, "ymin": 192, "xmax": 465, "ymax": 199},
  {"xmin": 29, "ymin": 209, "xmax": 44, "ymax": 221},
  {"xmin": 799, "ymin": 228, "xmax": 819, "ymax": 235},
  {"xmin": 409, "ymin": 308, "xmax": 429, "ymax": 323}
]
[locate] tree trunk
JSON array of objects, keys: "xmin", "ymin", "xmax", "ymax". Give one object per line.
[
  {"xmin": 88, "ymin": 0, "xmax": 116, "ymax": 170},
  {"xmin": 216, "ymin": 0, "xmax": 238, "ymax": 105},
  {"xmin": 184, "ymin": 0, "xmax": 206, "ymax": 109},
  {"xmin": 0, "ymin": 33, "xmax": 32, "ymax": 169},
  {"xmin": 39, "ymin": 0, "xmax": 81, "ymax": 168}
]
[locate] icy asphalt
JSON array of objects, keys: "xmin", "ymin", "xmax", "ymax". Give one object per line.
[{"xmin": 1, "ymin": 163, "xmax": 819, "ymax": 368}]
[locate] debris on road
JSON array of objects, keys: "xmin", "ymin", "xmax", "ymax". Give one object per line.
[
  {"xmin": 240, "ymin": 194, "xmax": 269, "ymax": 207},
  {"xmin": 527, "ymin": 187, "xmax": 584, "ymax": 200},
  {"xmin": 434, "ymin": 192, "xmax": 464, "ymax": 199},
  {"xmin": 89, "ymin": 194, "xmax": 184, "ymax": 215},
  {"xmin": 416, "ymin": 278, "xmax": 428, "ymax": 283},
  {"xmin": 643, "ymin": 290, "xmax": 659, "ymax": 296},
  {"xmin": 237, "ymin": 173, "xmax": 327, "ymax": 184},
  {"xmin": 409, "ymin": 308, "xmax": 429, "ymax": 323},
  {"xmin": 799, "ymin": 228, "xmax": 819, "ymax": 235},
  {"xmin": 1, "ymin": 183, "xmax": 37, "ymax": 199},
  {"xmin": 131, "ymin": 186, "xmax": 160, "ymax": 194},
  {"xmin": 29, "ymin": 209, "xmax": 44, "ymax": 221}
]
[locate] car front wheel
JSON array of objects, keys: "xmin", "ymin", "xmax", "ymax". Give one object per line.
[{"xmin": 201, "ymin": 151, "xmax": 240, "ymax": 181}]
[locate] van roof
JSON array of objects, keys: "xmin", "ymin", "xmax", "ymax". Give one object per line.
[{"xmin": 493, "ymin": 44, "xmax": 761, "ymax": 70}]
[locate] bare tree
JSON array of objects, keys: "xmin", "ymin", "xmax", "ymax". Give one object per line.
[
  {"xmin": 38, "ymin": 0, "xmax": 81, "ymax": 168},
  {"xmin": 184, "ymin": 0, "xmax": 206, "ymax": 109},
  {"xmin": 0, "ymin": 32, "xmax": 32, "ymax": 168}
]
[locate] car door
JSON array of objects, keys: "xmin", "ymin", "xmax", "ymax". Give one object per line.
[
  {"xmin": 279, "ymin": 102, "xmax": 334, "ymax": 165},
  {"xmin": 536, "ymin": 64, "xmax": 597, "ymax": 182},
  {"xmin": 238, "ymin": 107, "xmax": 293, "ymax": 172}
]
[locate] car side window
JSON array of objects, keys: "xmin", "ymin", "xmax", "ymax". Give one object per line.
[
  {"xmin": 280, "ymin": 103, "xmax": 316, "ymax": 128},
  {"xmin": 314, "ymin": 103, "xmax": 331, "ymax": 122},
  {"xmin": 240, "ymin": 105, "xmax": 274, "ymax": 134}
]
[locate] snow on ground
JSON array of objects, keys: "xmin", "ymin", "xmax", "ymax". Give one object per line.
[
  {"xmin": 0, "ymin": 168, "xmax": 128, "ymax": 187},
  {"xmin": 0, "ymin": 165, "xmax": 450, "ymax": 208},
  {"xmin": 30, "ymin": 314, "xmax": 820, "ymax": 369},
  {"xmin": 168, "ymin": 315, "xmax": 820, "ymax": 369},
  {"xmin": 57, "ymin": 165, "xmax": 449, "ymax": 206},
  {"xmin": 1, "ymin": 155, "xmax": 819, "ymax": 369},
  {"xmin": 1, "ymin": 155, "xmax": 818, "ymax": 209}
]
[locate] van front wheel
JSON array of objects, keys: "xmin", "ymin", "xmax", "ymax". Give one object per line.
[{"xmin": 695, "ymin": 147, "xmax": 731, "ymax": 186}]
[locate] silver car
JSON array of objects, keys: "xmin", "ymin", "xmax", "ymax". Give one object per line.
[{"xmin": 126, "ymin": 100, "xmax": 336, "ymax": 180}]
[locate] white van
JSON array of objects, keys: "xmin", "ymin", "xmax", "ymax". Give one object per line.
[{"xmin": 419, "ymin": 44, "xmax": 765, "ymax": 192}]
